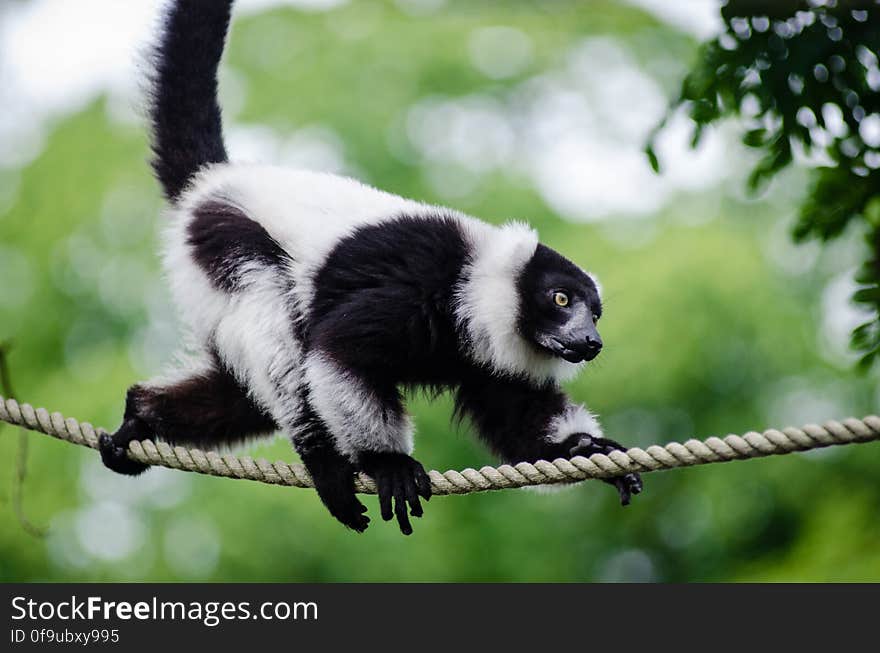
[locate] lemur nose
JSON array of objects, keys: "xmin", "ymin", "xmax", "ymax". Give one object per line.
[{"xmin": 578, "ymin": 337, "xmax": 602, "ymax": 361}]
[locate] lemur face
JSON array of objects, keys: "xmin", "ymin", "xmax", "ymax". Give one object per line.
[{"xmin": 516, "ymin": 244, "xmax": 603, "ymax": 364}]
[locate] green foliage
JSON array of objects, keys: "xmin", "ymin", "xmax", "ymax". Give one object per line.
[{"xmin": 648, "ymin": 0, "xmax": 880, "ymax": 368}]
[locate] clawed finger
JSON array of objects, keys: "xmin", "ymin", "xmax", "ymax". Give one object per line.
[
  {"xmin": 336, "ymin": 501, "xmax": 370, "ymax": 532},
  {"xmin": 315, "ymin": 481, "xmax": 371, "ymax": 533},
  {"xmin": 414, "ymin": 464, "xmax": 432, "ymax": 501},
  {"xmin": 404, "ymin": 475, "xmax": 423, "ymax": 517},
  {"xmin": 598, "ymin": 437, "xmax": 627, "ymax": 452},
  {"xmin": 614, "ymin": 477, "xmax": 632, "ymax": 506},
  {"xmin": 392, "ymin": 476, "xmax": 412, "ymax": 535},
  {"xmin": 378, "ymin": 472, "xmax": 393, "ymax": 522},
  {"xmin": 626, "ymin": 473, "xmax": 643, "ymax": 495},
  {"xmin": 360, "ymin": 453, "xmax": 431, "ymax": 535},
  {"xmin": 615, "ymin": 473, "xmax": 643, "ymax": 506}
]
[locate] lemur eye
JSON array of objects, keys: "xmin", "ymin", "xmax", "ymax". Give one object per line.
[
  {"xmin": 592, "ymin": 314, "xmax": 599, "ymax": 324},
  {"xmin": 553, "ymin": 292, "xmax": 569, "ymax": 307}
]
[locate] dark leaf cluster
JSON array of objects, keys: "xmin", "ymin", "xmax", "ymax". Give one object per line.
[{"xmin": 649, "ymin": 0, "xmax": 880, "ymax": 368}]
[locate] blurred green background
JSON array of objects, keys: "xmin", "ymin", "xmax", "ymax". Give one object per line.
[{"xmin": 0, "ymin": 0, "xmax": 877, "ymax": 582}]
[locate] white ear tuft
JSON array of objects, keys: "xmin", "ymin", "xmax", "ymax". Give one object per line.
[{"xmin": 504, "ymin": 221, "xmax": 541, "ymax": 263}]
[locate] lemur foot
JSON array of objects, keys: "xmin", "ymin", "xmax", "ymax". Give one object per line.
[
  {"xmin": 98, "ymin": 422, "xmax": 151, "ymax": 476},
  {"xmin": 309, "ymin": 462, "xmax": 371, "ymax": 533},
  {"xmin": 568, "ymin": 434, "xmax": 643, "ymax": 506},
  {"xmin": 358, "ymin": 452, "xmax": 432, "ymax": 535}
]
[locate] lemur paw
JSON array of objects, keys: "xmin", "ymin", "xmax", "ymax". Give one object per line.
[
  {"xmin": 309, "ymin": 464, "xmax": 371, "ymax": 533},
  {"xmin": 568, "ymin": 434, "xmax": 643, "ymax": 507},
  {"xmin": 99, "ymin": 432, "xmax": 151, "ymax": 476},
  {"xmin": 358, "ymin": 452, "xmax": 432, "ymax": 536}
]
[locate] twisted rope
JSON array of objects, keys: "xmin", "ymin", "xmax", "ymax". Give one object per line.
[{"xmin": 1, "ymin": 395, "xmax": 878, "ymax": 496}]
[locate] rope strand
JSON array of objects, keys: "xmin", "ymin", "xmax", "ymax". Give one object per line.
[{"xmin": 1, "ymin": 395, "xmax": 878, "ymax": 496}]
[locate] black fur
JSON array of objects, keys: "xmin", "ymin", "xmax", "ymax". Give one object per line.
[
  {"xmin": 188, "ymin": 200, "xmax": 291, "ymax": 292},
  {"xmin": 309, "ymin": 213, "xmax": 470, "ymax": 388},
  {"xmin": 149, "ymin": 0, "xmax": 233, "ymax": 201},
  {"xmin": 126, "ymin": 364, "xmax": 276, "ymax": 447},
  {"xmin": 454, "ymin": 369, "xmax": 570, "ymax": 463}
]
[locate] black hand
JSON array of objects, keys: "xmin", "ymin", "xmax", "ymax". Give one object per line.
[
  {"xmin": 567, "ymin": 434, "xmax": 643, "ymax": 506},
  {"xmin": 310, "ymin": 462, "xmax": 371, "ymax": 533},
  {"xmin": 98, "ymin": 419, "xmax": 152, "ymax": 476},
  {"xmin": 359, "ymin": 452, "xmax": 432, "ymax": 535}
]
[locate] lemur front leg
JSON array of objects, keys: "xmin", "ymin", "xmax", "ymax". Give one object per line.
[
  {"xmin": 290, "ymin": 395, "xmax": 371, "ymax": 533},
  {"xmin": 100, "ymin": 357, "xmax": 277, "ymax": 475},
  {"xmin": 304, "ymin": 352, "xmax": 431, "ymax": 535},
  {"xmin": 455, "ymin": 371, "xmax": 642, "ymax": 505}
]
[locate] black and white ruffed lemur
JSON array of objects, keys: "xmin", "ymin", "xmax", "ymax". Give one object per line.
[{"xmin": 99, "ymin": 0, "xmax": 642, "ymax": 534}]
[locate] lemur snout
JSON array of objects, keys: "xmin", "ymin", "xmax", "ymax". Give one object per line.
[
  {"xmin": 577, "ymin": 337, "xmax": 603, "ymax": 360},
  {"xmin": 568, "ymin": 336, "xmax": 602, "ymax": 362},
  {"xmin": 547, "ymin": 332, "xmax": 602, "ymax": 363}
]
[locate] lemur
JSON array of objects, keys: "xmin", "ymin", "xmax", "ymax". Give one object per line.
[{"xmin": 99, "ymin": 0, "xmax": 643, "ymax": 535}]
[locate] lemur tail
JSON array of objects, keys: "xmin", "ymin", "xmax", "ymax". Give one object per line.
[{"xmin": 149, "ymin": 0, "xmax": 234, "ymax": 202}]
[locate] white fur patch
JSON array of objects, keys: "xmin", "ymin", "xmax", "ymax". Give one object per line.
[
  {"xmin": 454, "ymin": 221, "xmax": 585, "ymax": 383},
  {"xmin": 143, "ymin": 347, "xmax": 215, "ymax": 390},
  {"xmin": 523, "ymin": 404, "xmax": 603, "ymax": 493},
  {"xmin": 162, "ymin": 206, "xmax": 305, "ymax": 431},
  {"xmin": 545, "ymin": 403, "xmax": 603, "ymax": 444},
  {"xmin": 303, "ymin": 352, "xmax": 414, "ymax": 460},
  {"xmin": 212, "ymin": 269, "xmax": 306, "ymax": 431}
]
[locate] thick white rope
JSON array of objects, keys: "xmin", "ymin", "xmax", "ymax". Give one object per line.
[{"xmin": 1, "ymin": 395, "xmax": 878, "ymax": 495}]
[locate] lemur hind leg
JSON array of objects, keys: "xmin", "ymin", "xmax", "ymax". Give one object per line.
[
  {"xmin": 99, "ymin": 409, "xmax": 153, "ymax": 476},
  {"xmin": 99, "ymin": 360, "xmax": 277, "ymax": 476},
  {"xmin": 566, "ymin": 435, "xmax": 643, "ymax": 506}
]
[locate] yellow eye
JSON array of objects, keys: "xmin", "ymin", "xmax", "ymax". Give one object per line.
[{"xmin": 554, "ymin": 292, "xmax": 569, "ymax": 307}]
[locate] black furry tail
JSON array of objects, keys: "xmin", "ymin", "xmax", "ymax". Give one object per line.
[{"xmin": 149, "ymin": 0, "xmax": 234, "ymax": 202}]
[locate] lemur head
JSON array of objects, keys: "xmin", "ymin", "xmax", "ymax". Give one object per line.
[{"xmin": 516, "ymin": 244, "xmax": 603, "ymax": 364}]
